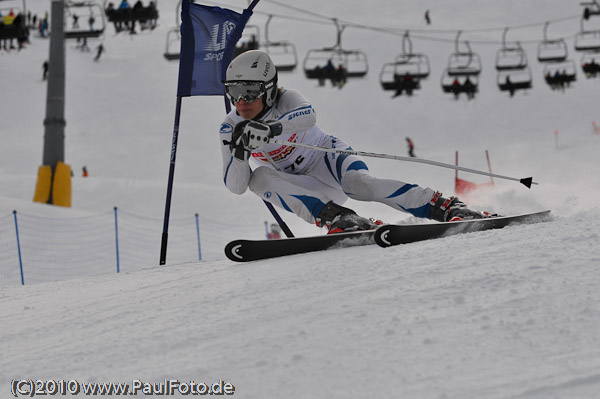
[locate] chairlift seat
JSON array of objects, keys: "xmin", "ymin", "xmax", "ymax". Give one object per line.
[
  {"xmin": 163, "ymin": 52, "xmax": 179, "ymax": 61},
  {"xmin": 394, "ymin": 53, "xmax": 430, "ymax": 79},
  {"xmin": 105, "ymin": 6, "xmax": 158, "ymax": 24},
  {"xmin": 543, "ymin": 60, "xmax": 577, "ymax": 87},
  {"xmin": 0, "ymin": 17, "xmax": 28, "ymax": 41},
  {"xmin": 575, "ymin": 30, "xmax": 600, "ymax": 52},
  {"xmin": 303, "ymin": 48, "xmax": 368, "ymax": 79},
  {"xmin": 497, "ymin": 68, "xmax": 532, "ymax": 92},
  {"xmin": 581, "ymin": 52, "xmax": 600, "ymax": 76},
  {"xmin": 498, "ymin": 81, "xmax": 532, "ymax": 92},
  {"xmin": 582, "ymin": 61, "xmax": 600, "ymax": 76},
  {"xmin": 64, "ymin": 29, "xmax": 104, "ymax": 39},
  {"xmin": 0, "ymin": 7, "xmax": 28, "ymax": 42},
  {"xmin": 261, "ymin": 41, "xmax": 298, "ymax": 72},
  {"xmin": 163, "ymin": 26, "xmax": 180, "ymax": 61},
  {"xmin": 537, "ymin": 39, "xmax": 568, "ymax": 62},
  {"xmin": 441, "ymin": 70, "xmax": 479, "ymax": 94},
  {"xmin": 495, "ymin": 47, "xmax": 528, "ymax": 71},
  {"xmin": 446, "ymin": 52, "xmax": 482, "ymax": 76}
]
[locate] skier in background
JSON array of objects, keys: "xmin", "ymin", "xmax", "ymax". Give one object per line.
[
  {"xmin": 406, "ymin": 137, "xmax": 415, "ymax": 157},
  {"xmin": 266, "ymin": 222, "xmax": 281, "ymax": 240},
  {"xmin": 94, "ymin": 43, "xmax": 104, "ymax": 61},
  {"xmin": 42, "ymin": 60, "xmax": 49, "ymax": 80},
  {"xmin": 220, "ymin": 50, "xmax": 493, "ymax": 235}
]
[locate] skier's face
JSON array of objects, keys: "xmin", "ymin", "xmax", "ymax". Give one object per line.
[{"xmin": 234, "ymin": 97, "xmax": 264, "ymax": 120}]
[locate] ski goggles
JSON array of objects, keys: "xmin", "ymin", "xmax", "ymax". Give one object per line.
[{"xmin": 224, "ymin": 81, "xmax": 266, "ymax": 103}]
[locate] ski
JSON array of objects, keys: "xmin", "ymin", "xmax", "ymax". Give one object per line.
[
  {"xmin": 374, "ymin": 210, "xmax": 552, "ymax": 248},
  {"xmin": 225, "ymin": 230, "xmax": 376, "ymax": 262}
]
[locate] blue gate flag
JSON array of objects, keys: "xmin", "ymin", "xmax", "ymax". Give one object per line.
[{"xmin": 177, "ymin": 0, "xmax": 255, "ymax": 97}]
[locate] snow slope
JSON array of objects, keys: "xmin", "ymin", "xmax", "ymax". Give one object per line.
[{"xmin": 1, "ymin": 0, "xmax": 600, "ymax": 398}]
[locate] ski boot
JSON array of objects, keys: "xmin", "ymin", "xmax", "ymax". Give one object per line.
[
  {"xmin": 316, "ymin": 201, "xmax": 382, "ymax": 234},
  {"xmin": 429, "ymin": 192, "xmax": 495, "ymax": 222}
]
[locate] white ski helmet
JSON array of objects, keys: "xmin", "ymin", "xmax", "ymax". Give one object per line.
[{"xmin": 225, "ymin": 50, "xmax": 278, "ymax": 107}]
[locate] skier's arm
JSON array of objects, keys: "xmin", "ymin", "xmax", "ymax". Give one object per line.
[
  {"xmin": 220, "ymin": 118, "xmax": 251, "ymax": 195},
  {"xmin": 264, "ymin": 89, "xmax": 317, "ymax": 136}
]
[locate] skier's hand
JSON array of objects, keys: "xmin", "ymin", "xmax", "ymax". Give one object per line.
[
  {"xmin": 241, "ymin": 121, "xmax": 271, "ymax": 150},
  {"xmin": 230, "ymin": 121, "xmax": 251, "ymax": 161}
]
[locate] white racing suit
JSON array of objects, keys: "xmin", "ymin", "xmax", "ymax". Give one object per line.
[{"xmin": 219, "ymin": 88, "xmax": 436, "ymax": 225}]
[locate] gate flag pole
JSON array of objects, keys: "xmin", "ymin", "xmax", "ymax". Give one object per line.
[{"xmin": 160, "ymin": 0, "xmax": 263, "ymax": 265}]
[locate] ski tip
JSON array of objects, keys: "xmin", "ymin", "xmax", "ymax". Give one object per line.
[{"xmin": 520, "ymin": 177, "xmax": 533, "ymax": 188}]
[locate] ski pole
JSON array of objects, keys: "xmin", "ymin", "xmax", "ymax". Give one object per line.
[{"xmin": 271, "ymin": 139, "xmax": 537, "ymax": 188}]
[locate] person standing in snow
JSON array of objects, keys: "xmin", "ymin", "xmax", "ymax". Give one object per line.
[
  {"xmin": 406, "ymin": 137, "xmax": 415, "ymax": 157},
  {"xmin": 94, "ymin": 43, "xmax": 104, "ymax": 61},
  {"xmin": 42, "ymin": 60, "xmax": 49, "ymax": 80},
  {"xmin": 219, "ymin": 50, "xmax": 492, "ymax": 234}
]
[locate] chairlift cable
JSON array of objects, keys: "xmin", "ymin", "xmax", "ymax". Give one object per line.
[
  {"xmin": 212, "ymin": 0, "xmax": 580, "ymax": 42},
  {"xmin": 208, "ymin": 1, "xmax": 581, "ymax": 47}
]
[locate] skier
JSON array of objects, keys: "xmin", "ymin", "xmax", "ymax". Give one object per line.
[
  {"xmin": 94, "ymin": 43, "xmax": 104, "ymax": 61},
  {"xmin": 42, "ymin": 60, "xmax": 49, "ymax": 80},
  {"xmin": 267, "ymin": 223, "xmax": 281, "ymax": 240},
  {"xmin": 406, "ymin": 137, "xmax": 415, "ymax": 157},
  {"xmin": 220, "ymin": 50, "xmax": 491, "ymax": 234}
]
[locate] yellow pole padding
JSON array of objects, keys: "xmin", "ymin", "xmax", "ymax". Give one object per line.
[
  {"xmin": 33, "ymin": 165, "xmax": 52, "ymax": 204},
  {"xmin": 52, "ymin": 161, "xmax": 72, "ymax": 207}
]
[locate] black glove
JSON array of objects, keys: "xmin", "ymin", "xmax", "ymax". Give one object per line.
[{"xmin": 230, "ymin": 120, "xmax": 251, "ymax": 161}]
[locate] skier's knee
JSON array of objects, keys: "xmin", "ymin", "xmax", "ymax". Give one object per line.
[
  {"xmin": 249, "ymin": 166, "xmax": 279, "ymax": 196},
  {"xmin": 342, "ymin": 170, "xmax": 376, "ymax": 200}
]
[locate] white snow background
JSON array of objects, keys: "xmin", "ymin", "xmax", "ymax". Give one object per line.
[{"xmin": 1, "ymin": 0, "xmax": 600, "ymax": 398}]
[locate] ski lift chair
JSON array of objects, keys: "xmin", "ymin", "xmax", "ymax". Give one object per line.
[
  {"xmin": 494, "ymin": 29, "xmax": 532, "ymax": 94},
  {"xmin": 0, "ymin": 0, "xmax": 28, "ymax": 44},
  {"xmin": 303, "ymin": 48, "xmax": 367, "ymax": 79},
  {"xmin": 393, "ymin": 31, "xmax": 430, "ymax": 79},
  {"xmin": 581, "ymin": 51, "xmax": 600, "ymax": 77},
  {"xmin": 103, "ymin": 0, "xmax": 159, "ymax": 33},
  {"xmin": 497, "ymin": 68, "xmax": 532, "ymax": 94},
  {"xmin": 262, "ymin": 41, "xmax": 298, "ymax": 72},
  {"xmin": 379, "ymin": 60, "xmax": 425, "ymax": 90},
  {"xmin": 379, "ymin": 63, "xmax": 421, "ymax": 95},
  {"xmin": 303, "ymin": 19, "xmax": 368, "ymax": 81},
  {"xmin": 343, "ymin": 49, "xmax": 369, "ymax": 77},
  {"xmin": 496, "ymin": 47, "xmax": 528, "ymax": 70},
  {"xmin": 232, "ymin": 24, "xmax": 260, "ymax": 59},
  {"xmin": 394, "ymin": 53, "xmax": 430, "ymax": 79},
  {"xmin": 543, "ymin": 60, "xmax": 577, "ymax": 88},
  {"xmin": 495, "ymin": 29, "xmax": 529, "ymax": 70},
  {"xmin": 163, "ymin": 26, "xmax": 180, "ymax": 60},
  {"xmin": 537, "ymin": 40, "xmax": 569, "ymax": 62},
  {"xmin": 575, "ymin": 30, "xmax": 600, "ymax": 52},
  {"xmin": 446, "ymin": 33, "xmax": 482, "ymax": 76},
  {"xmin": 447, "ymin": 52, "xmax": 482, "ymax": 76},
  {"xmin": 537, "ymin": 22, "xmax": 568, "ymax": 62},
  {"xmin": 259, "ymin": 15, "xmax": 298, "ymax": 72},
  {"xmin": 379, "ymin": 32, "xmax": 429, "ymax": 95},
  {"xmin": 441, "ymin": 70, "xmax": 479, "ymax": 97},
  {"xmin": 162, "ymin": 0, "xmax": 180, "ymax": 61},
  {"xmin": 64, "ymin": 1, "xmax": 106, "ymax": 39},
  {"xmin": 576, "ymin": 3, "xmax": 600, "ymax": 51}
]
